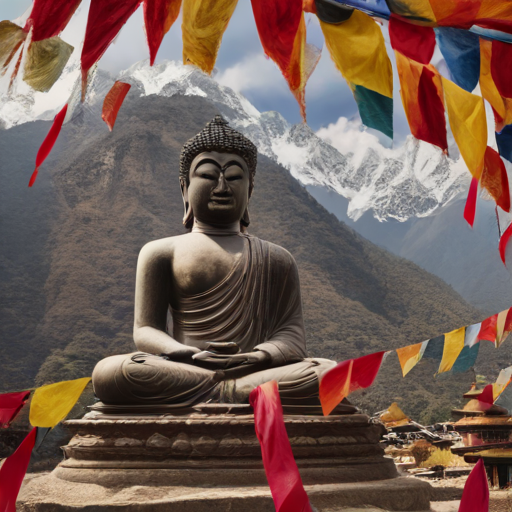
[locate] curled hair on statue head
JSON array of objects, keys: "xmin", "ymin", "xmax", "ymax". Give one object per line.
[{"xmin": 179, "ymin": 115, "xmax": 257, "ymax": 195}]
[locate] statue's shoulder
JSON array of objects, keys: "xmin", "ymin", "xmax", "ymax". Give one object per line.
[
  {"xmin": 247, "ymin": 235, "xmax": 297, "ymax": 270},
  {"xmin": 138, "ymin": 235, "xmax": 183, "ymax": 260}
]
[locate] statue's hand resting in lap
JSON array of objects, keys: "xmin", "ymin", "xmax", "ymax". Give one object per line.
[{"xmin": 192, "ymin": 349, "xmax": 270, "ymax": 369}]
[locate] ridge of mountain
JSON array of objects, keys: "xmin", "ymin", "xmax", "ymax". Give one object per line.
[{"xmin": 1, "ymin": 58, "xmax": 469, "ymax": 224}]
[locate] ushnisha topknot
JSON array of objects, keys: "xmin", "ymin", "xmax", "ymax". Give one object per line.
[{"xmin": 180, "ymin": 115, "xmax": 257, "ymax": 189}]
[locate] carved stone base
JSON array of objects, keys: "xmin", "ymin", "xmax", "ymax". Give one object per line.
[{"xmin": 18, "ymin": 405, "xmax": 431, "ymax": 511}]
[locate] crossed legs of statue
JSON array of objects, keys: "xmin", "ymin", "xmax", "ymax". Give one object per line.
[{"xmin": 92, "ymin": 352, "xmax": 338, "ymax": 408}]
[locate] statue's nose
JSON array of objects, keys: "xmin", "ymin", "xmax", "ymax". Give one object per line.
[{"xmin": 213, "ymin": 174, "xmax": 229, "ymax": 194}]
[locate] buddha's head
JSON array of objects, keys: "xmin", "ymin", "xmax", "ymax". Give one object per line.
[{"xmin": 179, "ymin": 115, "xmax": 257, "ymax": 230}]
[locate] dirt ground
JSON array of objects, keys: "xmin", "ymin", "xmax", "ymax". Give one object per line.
[{"xmin": 415, "ymin": 473, "xmax": 512, "ymax": 512}]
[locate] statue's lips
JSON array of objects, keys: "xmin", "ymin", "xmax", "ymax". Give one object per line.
[{"xmin": 209, "ymin": 197, "xmax": 233, "ymax": 205}]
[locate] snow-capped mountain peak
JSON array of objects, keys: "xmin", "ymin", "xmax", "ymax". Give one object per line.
[{"xmin": 0, "ymin": 57, "xmax": 469, "ymax": 222}]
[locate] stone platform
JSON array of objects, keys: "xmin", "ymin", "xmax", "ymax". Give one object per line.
[{"xmin": 18, "ymin": 404, "xmax": 432, "ymax": 511}]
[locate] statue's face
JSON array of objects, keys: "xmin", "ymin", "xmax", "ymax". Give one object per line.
[{"xmin": 186, "ymin": 151, "xmax": 250, "ymax": 225}]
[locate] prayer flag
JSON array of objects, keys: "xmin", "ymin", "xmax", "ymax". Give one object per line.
[
  {"xmin": 320, "ymin": 10, "xmax": 393, "ymax": 99},
  {"xmin": 143, "ymin": 0, "xmax": 181, "ymax": 66},
  {"xmin": 499, "ymin": 222, "xmax": 512, "ymax": 265},
  {"xmin": 0, "ymin": 427, "xmax": 37, "ymax": 512},
  {"xmin": 23, "ymin": 37, "xmax": 74, "ymax": 92},
  {"xmin": 351, "ymin": 84, "xmax": 393, "ymax": 139},
  {"xmin": 29, "ymin": 377, "xmax": 90, "ymax": 428},
  {"xmin": 429, "ymin": 0, "xmax": 480, "ymax": 29},
  {"xmin": 252, "ymin": 0, "xmax": 319, "ymax": 119},
  {"xmin": 475, "ymin": 0, "xmax": 512, "ymax": 34},
  {"xmin": 459, "ymin": 459, "xmax": 489, "ymax": 512},
  {"xmin": 463, "ymin": 178, "xmax": 478, "ymax": 227},
  {"xmin": 451, "ymin": 344, "xmax": 480, "ymax": 374},
  {"xmin": 320, "ymin": 351, "xmax": 385, "ymax": 416},
  {"xmin": 423, "ymin": 335, "xmax": 444, "ymax": 361},
  {"xmin": 479, "ymin": 314, "xmax": 498, "ymax": 342},
  {"xmin": 29, "ymin": 103, "xmax": 68, "ymax": 187},
  {"xmin": 464, "ymin": 323, "xmax": 482, "ymax": 348},
  {"xmin": 24, "ymin": 0, "xmax": 82, "ymax": 41},
  {"xmin": 0, "ymin": 21, "xmax": 27, "ymax": 70},
  {"xmin": 389, "ymin": 15, "xmax": 435, "ymax": 64},
  {"xmin": 81, "ymin": 0, "xmax": 141, "ymax": 99},
  {"xmin": 0, "ymin": 391, "xmax": 30, "ymax": 429},
  {"xmin": 249, "ymin": 381, "xmax": 313, "ymax": 512},
  {"xmin": 435, "ymin": 27, "xmax": 480, "ymax": 92},
  {"xmin": 491, "ymin": 40, "xmax": 512, "ymax": 99},
  {"xmin": 396, "ymin": 341, "xmax": 428, "ymax": 377},
  {"xmin": 395, "ymin": 52, "xmax": 446, "ymax": 149},
  {"xmin": 102, "ymin": 81, "xmax": 131, "ymax": 131},
  {"xmin": 385, "ymin": 0, "xmax": 436, "ymax": 24},
  {"xmin": 496, "ymin": 308, "xmax": 510, "ymax": 347},
  {"xmin": 478, "ymin": 384, "xmax": 494, "ymax": 410},
  {"xmin": 493, "ymin": 366, "xmax": 512, "ymax": 400},
  {"xmin": 442, "ymin": 77, "xmax": 487, "ymax": 179},
  {"xmin": 417, "ymin": 66, "xmax": 448, "ymax": 151},
  {"xmin": 479, "ymin": 39, "xmax": 508, "ymax": 131},
  {"xmin": 481, "ymin": 146, "xmax": 510, "ymax": 212},
  {"xmin": 438, "ymin": 327, "xmax": 465, "ymax": 374},
  {"xmin": 496, "ymin": 124, "xmax": 512, "ymax": 164},
  {"xmin": 182, "ymin": 0, "xmax": 238, "ymax": 75}
]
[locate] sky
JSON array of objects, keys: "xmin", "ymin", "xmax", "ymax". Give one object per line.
[{"xmin": 1, "ymin": 0, "xmax": 412, "ymax": 144}]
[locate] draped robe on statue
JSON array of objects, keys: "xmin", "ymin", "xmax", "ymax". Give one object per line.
[{"xmin": 92, "ymin": 234, "xmax": 336, "ymax": 407}]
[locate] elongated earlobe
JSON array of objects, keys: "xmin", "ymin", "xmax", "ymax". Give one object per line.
[
  {"xmin": 241, "ymin": 207, "xmax": 250, "ymax": 228},
  {"xmin": 180, "ymin": 177, "xmax": 194, "ymax": 229}
]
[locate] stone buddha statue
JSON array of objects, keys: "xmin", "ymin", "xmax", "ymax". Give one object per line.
[{"xmin": 92, "ymin": 115, "xmax": 341, "ymax": 411}]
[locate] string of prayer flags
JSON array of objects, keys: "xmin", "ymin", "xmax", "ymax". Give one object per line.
[
  {"xmin": 437, "ymin": 326, "xmax": 465, "ymax": 374},
  {"xmin": 252, "ymin": 0, "xmax": 319, "ymax": 120},
  {"xmin": 182, "ymin": 0, "xmax": 238, "ymax": 76},
  {"xmin": 435, "ymin": 28, "xmax": 480, "ymax": 93},
  {"xmin": 499, "ymin": 222, "xmax": 512, "ymax": 265},
  {"xmin": 0, "ymin": 391, "xmax": 30, "ymax": 429},
  {"xmin": 396, "ymin": 341, "xmax": 428, "ymax": 377},
  {"xmin": 389, "ymin": 15, "xmax": 435, "ymax": 64},
  {"xmin": 0, "ymin": 427, "xmax": 37, "ymax": 512},
  {"xmin": 23, "ymin": 37, "xmax": 74, "ymax": 92},
  {"xmin": 81, "ymin": 0, "xmax": 142, "ymax": 99},
  {"xmin": 442, "ymin": 77, "xmax": 487, "ymax": 179},
  {"xmin": 463, "ymin": 178, "xmax": 478, "ymax": 227},
  {"xmin": 29, "ymin": 377, "xmax": 90, "ymax": 428},
  {"xmin": 102, "ymin": 81, "xmax": 131, "ymax": 131},
  {"xmin": 481, "ymin": 146, "xmax": 511, "ymax": 213},
  {"xmin": 24, "ymin": 0, "xmax": 82, "ymax": 41},
  {"xmin": 28, "ymin": 103, "xmax": 68, "ymax": 187},
  {"xmin": 458, "ymin": 459, "xmax": 489, "ymax": 512},
  {"xmin": 143, "ymin": 0, "xmax": 181, "ymax": 66},
  {"xmin": 319, "ymin": 351, "xmax": 385, "ymax": 416},
  {"xmin": 249, "ymin": 381, "xmax": 313, "ymax": 512}
]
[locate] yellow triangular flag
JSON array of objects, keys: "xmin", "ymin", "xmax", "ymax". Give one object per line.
[
  {"xmin": 29, "ymin": 377, "xmax": 91, "ymax": 428},
  {"xmin": 438, "ymin": 327, "xmax": 465, "ymax": 374}
]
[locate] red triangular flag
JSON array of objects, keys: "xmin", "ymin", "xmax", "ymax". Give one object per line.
[
  {"xmin": 458, "ymin": 459, "xmax": 489, "ymax": 512},
  {"xmin": 29, "ymin": 103, "xmax": 68, "ymax": 187},
  {"xmin": 250, "ymin": 381, "xmax": 313, "ymax": 512},
  {"xmin": 320, "ymin": 351, "xmax": 385, "ymax": 416},
  {"xmin": 479, "ymin": 314, "xmax": 498, "ymax": 342},
  {"xmin": 0, "ymin": 391, "xmax": 30, "ymax": 429},
  {"xmin": 499, "ymin": 222, "xmax": 512, "ymax": 265},
  {"xmin": 478, "ymin": 384, "xmax": 494, "ymax": 411},
  {"xmin": 464, "ymin": 177, "xmax": 479, "ymax": 227},
  {"xmin": 102, "ymin": 81, "xmax": 131, "ymax": 131},
  {"xmin": 0, "ymin": 428, "xmax": 37, "ymax": 512}
]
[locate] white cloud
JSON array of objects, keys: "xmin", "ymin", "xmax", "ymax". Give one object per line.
[{"xmin": 216, "ymin": 53, "xmax": 289, "ymax": 96}]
